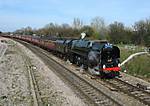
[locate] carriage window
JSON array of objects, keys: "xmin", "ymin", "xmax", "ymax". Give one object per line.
[{"xmin": 92, "ymin": 42, "xmax": 105, "ymax": 50}]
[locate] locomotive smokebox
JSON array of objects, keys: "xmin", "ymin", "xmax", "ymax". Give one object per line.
[{"xmin": 88, "ymin": 51, "xmax": 100, "ymax": 68}]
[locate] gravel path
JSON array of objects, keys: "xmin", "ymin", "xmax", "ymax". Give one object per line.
[
  {"xmin": 0, "ymin": 38, "xmax": 32, "ymax": 106},
  {"xmin": 18, "ymin": 41, "xmax": 87, "ymax": 106},
  {"xmin": 0, "ymin": 37, "xmax": 87, "ymax": 106}
]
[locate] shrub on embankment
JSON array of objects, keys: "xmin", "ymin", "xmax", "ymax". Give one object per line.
[
  {"xmin": 124, "ymin": 55, "xmax": 150, "ymax": 79},
  {"xmin": 119, "ymin": 45, "xmax": 150, "ymax": 80}
]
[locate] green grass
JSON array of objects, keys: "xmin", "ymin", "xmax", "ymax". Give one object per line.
[
  {"xmin": 118, "ymin": 44, "xmax": 150, "ymax": 80},
  {"xmin": 117, "ymin": 44, "xmax": 146, "ymax": 62},
  {"xmin": 124, "ymin": 55, "xmax": 150, "ymax": 78}
]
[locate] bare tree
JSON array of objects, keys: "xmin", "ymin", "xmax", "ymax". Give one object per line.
[
  {"xmin": 72, "ymin": 18, "xmax": 83, "ymax": 29},
  {"xmin": 61, "ymin": 23, "xmax": 70, "ymax": 29},
  {"xmin": 91, "ymin": 16, "xmax": 108, "ymax": 39},
  {"xmin": 91, "ymin": 17, "xmax": 105, "ymax": 31},
  {"xmin": 133, "ymin": 19, "xmax": 150, "ymax": 46}
]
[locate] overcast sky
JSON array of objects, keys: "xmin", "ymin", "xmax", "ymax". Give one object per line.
[{"xmin": 0, "ymin": 0, "xmax": 150, "ymax": 32}]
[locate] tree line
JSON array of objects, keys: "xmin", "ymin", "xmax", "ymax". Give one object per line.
[{"xmin": 13, "ymin": 17, "xmax": 150, "ymax": 46}]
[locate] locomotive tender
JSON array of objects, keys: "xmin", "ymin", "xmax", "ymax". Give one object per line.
[{"xmin": 3, "ymin": 34, "xmax": 121, "ymax": 77}]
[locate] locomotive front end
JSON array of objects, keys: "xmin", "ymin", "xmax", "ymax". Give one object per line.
[
  {"xmin": 101, "ymin": 43, "xmax": 121, "ymax": 77},
  {"xmin": 87, "ymin": 42, "xmax": 121, "ymax": 77}
]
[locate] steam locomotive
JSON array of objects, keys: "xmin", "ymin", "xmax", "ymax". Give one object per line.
[
  {"xmin": 2, "ymin": 34, "xmax": 121, "ymax": 78},
  {"xmin": 66, "ymin": 39, "xmax": 121, "ymax": 77}
]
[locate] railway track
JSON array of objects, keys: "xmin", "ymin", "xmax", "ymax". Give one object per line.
[
  {"xmin": 66, "ymin": 55, "xmax": 150, "ymax": 105},
  {"xmin": 17, "ymin": 40, "xmax": 122, "ymax": 106},
  {"xmin": 101, "ymin": 78, "xmax": 150, "ymax": 106},
  {"xmin": 19, "ymin": 46, "xmax": 43, "ymax": 106}
]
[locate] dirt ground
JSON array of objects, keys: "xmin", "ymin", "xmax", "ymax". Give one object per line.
[
  {"xmin": 0, "ymin": 37, "xmax": 32, "ymax": 106},
  {"xmin": 0, "ymin": 37, "xmax": 87, "ymax": 106}
]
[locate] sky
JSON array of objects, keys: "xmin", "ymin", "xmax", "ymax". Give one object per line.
[{"xmin": 0, "ymin": 0, "xmax": 150, "ymax": 32}]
